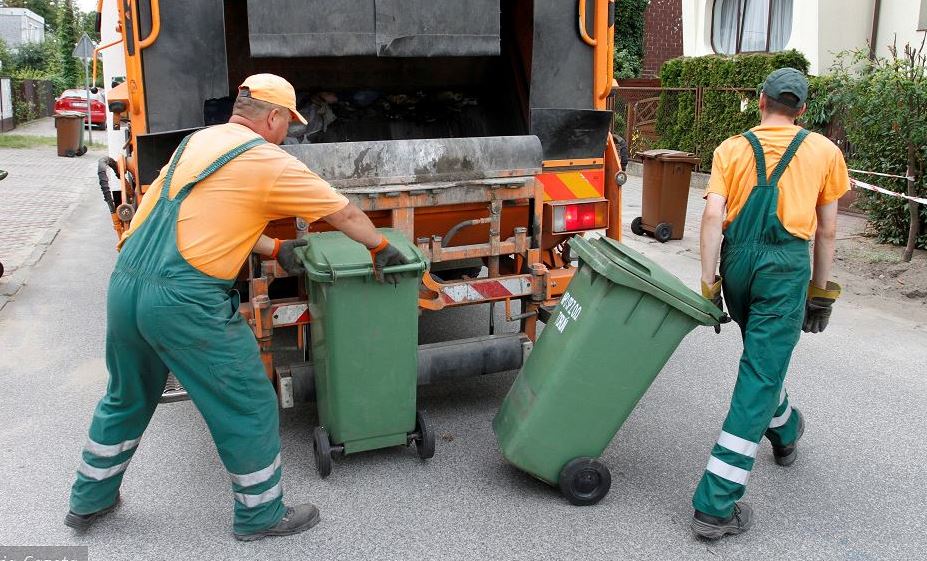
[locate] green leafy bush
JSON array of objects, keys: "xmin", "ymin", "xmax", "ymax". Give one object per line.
[
  {"xmin": 830, "ymin": 47, "xmax": 927, "ymax": 255},
  {"xmin": 615, "ymin": 0, "xmax": 649, "ymax": 79},
  {"xmin": 656, "ymin": 50, "xmax": 811, "ymax": 168}
]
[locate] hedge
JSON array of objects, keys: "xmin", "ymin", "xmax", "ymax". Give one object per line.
[{"xmin": 656, "ymin": 50, "xmax": 811, "ymax": 168}]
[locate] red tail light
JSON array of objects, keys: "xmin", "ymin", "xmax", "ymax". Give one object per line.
[{"xmin": 545, "ymin": 199, "xmax": 609, "ymax": 234}]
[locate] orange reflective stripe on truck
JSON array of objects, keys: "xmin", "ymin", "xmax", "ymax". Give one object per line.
[{"xmin": 538, "ymin": 170, "xmax": 605, "ymax": 202}]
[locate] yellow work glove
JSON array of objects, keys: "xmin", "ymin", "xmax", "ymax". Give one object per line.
[
  {"xmin": 701, "ymin": 275, "xmax": 727, "ymax": 334},
  {"xmin": 803, "ymin": 281, "xmax": 841, "ymax": 334}
]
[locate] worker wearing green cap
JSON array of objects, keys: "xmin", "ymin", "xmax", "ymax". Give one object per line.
[{"xmin": 691, "ymin": 67, "xmax": 849, "ymax": 539}]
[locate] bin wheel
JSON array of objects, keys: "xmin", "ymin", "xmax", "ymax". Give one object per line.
[
  {"xmin": 76, "ymin": 145, "xmax": 88, "ymax": 157},
  {"xmin": 0, "ymin": 260, "xmax": 4, "ymax": 278},
  {"xmin": 558, "ymin": 458, "xmax": 611, "ymax": 506},
  {"xmin": 654, "ymin": 223, "xmax": 673, "ymax": 243},
  {"xmin": 630, "ymin": 217, "xmax": 645, "ymax": 236},
  {"xmin": 312, "ymin": 426, "xmax": 333, "ymax": 478},
  {"xmin": 412, "ymin": 410, "xmax": 435, "ymax": 460}
]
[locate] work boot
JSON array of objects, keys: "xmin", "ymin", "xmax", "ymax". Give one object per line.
[
  {"xmin": 690, "ymin": 502, "xmax": 754, "ymax": 540},
  {"xmin": 770, "ymin": 408, "xmax": 805, "ymax": 467},
  {"xmin": 64, "ymin": 493, "xmax": 120, "ymax": 530},
  {"xmin": 233, "ymin": 503, "xmax": 321, "ymax": 542}
]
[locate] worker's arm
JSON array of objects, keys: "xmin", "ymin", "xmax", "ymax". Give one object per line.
[
  {"xmin": 700, "ymin": 193, "xmax": 727, "ymax": 286},
  {"xmin": 254, "ymin": 235, "xmax": 276, "ymax": 256},
  {"xmin": 321, "ymin": 203, "xmax": 383, "ymax": 249},
  {"xmin": 811, "ymin": 201, "xmax": 838, "ymax": 289}
]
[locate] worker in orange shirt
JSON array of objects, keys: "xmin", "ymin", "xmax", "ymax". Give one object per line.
[
  {"xmin": 691, "ymin": 68, "xmax": 849, "ymax": 539},
  {"xmin": 65, "ymin": 74, "xmax": 409, "ymax": 541}
]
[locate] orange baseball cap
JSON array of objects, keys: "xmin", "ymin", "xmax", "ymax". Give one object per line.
[{"xmin": 238, "ymin": 74, "xmax": 307, "ymax": 125}]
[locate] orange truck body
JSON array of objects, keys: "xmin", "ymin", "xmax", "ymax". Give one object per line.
[{"xmin": 96, "ymin": 0, "xmax": 624, "ymax": 399}]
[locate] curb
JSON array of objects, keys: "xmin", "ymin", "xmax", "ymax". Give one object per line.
[{"xmin": 0, "ymin": 200, "xmax": 79, "ymax": 313}]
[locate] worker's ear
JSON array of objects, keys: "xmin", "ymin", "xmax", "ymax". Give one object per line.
[
  {"xmin": 758, "ymin": 93, "xmax": 767, "ymax": 112},
  {"xmin": 797, "ymin": 104, "xmax": 808, "ymax": 118}
]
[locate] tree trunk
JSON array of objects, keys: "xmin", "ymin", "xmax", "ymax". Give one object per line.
[{"xmin": 903, "ymin": 143, "xmax": 919, "ymax": 262}]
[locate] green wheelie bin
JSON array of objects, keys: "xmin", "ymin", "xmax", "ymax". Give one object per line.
[
  {"xmin": 299, "ymin": 229, "xmax": 432, "ymax": 477},
  {"xmin": 492, "ymin": 235, "xmax": 723, "ymax": 505}
]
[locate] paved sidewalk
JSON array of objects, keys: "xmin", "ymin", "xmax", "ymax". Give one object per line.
[
  {"xmin": 0, "ymin": 147, "xmax": 105, "ymax": 309},
  {"xmin": 4, "ymin": 116, "xmax": 57, "ymax": 137}
]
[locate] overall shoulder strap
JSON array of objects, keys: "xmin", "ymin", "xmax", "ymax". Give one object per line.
[
  {"xmin": 768, "ymin": 128, "xmax": 810, "ymax": 187},
  {"xmin": 171, "ymin": 137, "xmax": 267, "ymax": 203},
  {"xmin": 741, "ymin": 130, "xmax": 767, "ymax": 186},
  {"xmin": 160, "ymin": 133, "xmax": 195, "ymax": 200}
]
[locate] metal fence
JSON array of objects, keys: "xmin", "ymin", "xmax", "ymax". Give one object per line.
[
  {"xmin": 613, "ymin": 84, "xmax": 759, "ymax": 170},
  {"xmin": 11, "ymin": 79, "xmax": 56, "ymax": 126}
]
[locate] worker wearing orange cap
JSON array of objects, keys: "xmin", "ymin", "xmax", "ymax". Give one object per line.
[{"xmin": 65, "ymin": 74, "xmax": 409, "ymax": 540}]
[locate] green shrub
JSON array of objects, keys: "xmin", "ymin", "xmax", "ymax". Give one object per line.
[
  {"xmin": 657, "ymin": 50, "xmax": 811, "ymax": 167},
  {"xmin": 615, "ymin": 0, "xmax": 649, "ymax": 79},
  {"xmin": 830, "ymin": 48, "xmax": 927, "ymax": 254}
]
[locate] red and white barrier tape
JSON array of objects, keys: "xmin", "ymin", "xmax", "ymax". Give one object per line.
[
  {"xmin": 848, "ymin": 168, "xmax": 915, "ymax": 181},
  {"xmin": 850, "ymin": 178, "xmax": 927, "ymax": 206}
]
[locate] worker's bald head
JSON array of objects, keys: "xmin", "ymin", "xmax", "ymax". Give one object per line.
[
  {"xmin": 232, "ymin": 93, "xmax": 283, "ymax": 121},
  {"xmin": 229, "ymin": 90, "xmax": 291, "ymax": 144}
]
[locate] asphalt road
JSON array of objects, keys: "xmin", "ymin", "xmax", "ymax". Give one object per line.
[{"xmin": 0, "ymin": 180, "xmax": 925, "ymax": 560}]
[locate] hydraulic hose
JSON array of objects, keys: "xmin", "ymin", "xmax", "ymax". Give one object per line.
[{"xmin": 97, "ymin": 157, "xmax": 119, "ymax": 214}]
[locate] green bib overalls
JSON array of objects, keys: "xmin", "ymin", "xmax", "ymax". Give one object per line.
[
  {"xmin": 69, "ymin": 134, "xmax": 287, "ymax": 534},
  {"xmin": 692, "ymin": 129, "xmax": 810, "ymax": 518}
]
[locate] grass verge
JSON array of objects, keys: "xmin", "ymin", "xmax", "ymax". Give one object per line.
[{"xmin": 0, "ymin": 134, "xmax": 106, "ymax": 150}]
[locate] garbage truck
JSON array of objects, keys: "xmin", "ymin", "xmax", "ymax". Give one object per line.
[{"xmin": 93, "ymin": 0, "xmax": 626, "ymax": 406}]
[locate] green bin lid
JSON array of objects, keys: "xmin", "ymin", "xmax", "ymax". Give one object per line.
[
  {"xmin": 297, "ymin": 228, "xmax": 428, "ymax": 283},
  {"xmin": 569, "ymin": 235, "xmax": 723, "ymax": 326}
]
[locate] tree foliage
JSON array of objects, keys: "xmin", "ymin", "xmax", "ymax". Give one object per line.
[
  {"xmin": 829, "ymin": 42, "xmax": 927, "ymax": 255},
  {"xmin": 614, "ymin": 0, "xmax": 649, "ymax": 79},
  {"xmin": 56, "ymin": 0, "xmax": 81, "ymax": 89}
]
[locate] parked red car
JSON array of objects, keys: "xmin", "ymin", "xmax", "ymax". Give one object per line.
[{"xmin": 54, "ymin": 89, "xmax": 106, "ymax": 129}]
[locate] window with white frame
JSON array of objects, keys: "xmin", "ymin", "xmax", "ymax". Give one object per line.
[{"xmin": 712, "ymin": 0, "xmax": 793, "ymax": 55}]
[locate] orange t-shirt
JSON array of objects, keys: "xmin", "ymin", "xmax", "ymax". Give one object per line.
[
  {"xmin": 121, "ymin": 123, "xmax": 349, "ymax": 279},
  {"xmin": 705, "ymin": 125, "xmax": 849, "ymax": 240}
]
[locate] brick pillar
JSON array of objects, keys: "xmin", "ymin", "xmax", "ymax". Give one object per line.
[{"xmin": 642, "ymin": 0, "xmax": 683, "ymax": 79}]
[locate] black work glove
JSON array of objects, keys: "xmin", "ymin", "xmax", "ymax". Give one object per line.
[
  {"xmin": 276, "ymin": 238, "xmax": 308, "ymax": 276},
  {"xmin": 701, "ymin": 275, "xmax": 730, "ymax": 334},
  {"xmin": 802, "ymin": 281, "xmax": 841, "ymax": 334},
  {"xmin": 369, "ymin": 237, "xmax": 411, "ymax": 285}
]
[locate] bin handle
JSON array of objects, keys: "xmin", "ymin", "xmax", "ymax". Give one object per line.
[
  {"xmin": 322, "ymin": 261, "xmax": 427, "ymax": 281},
  {"xmin": 599, "ymin": 237, "xmax": 652, "ymax": 276}
]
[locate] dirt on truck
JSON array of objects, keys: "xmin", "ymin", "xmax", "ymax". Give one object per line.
[{"xmin": 94, "ymin": 0, "xmax": 625, "ymax": 406}]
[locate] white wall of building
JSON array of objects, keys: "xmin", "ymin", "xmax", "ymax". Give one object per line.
[
  {"xmin": 0, "ymin": 8, "xmax": 45, "ymax": 48},
  {"xmin": 100, "ymin": 0, "xmax": 127, "ymax": 165},
  {"xmin": 817, "ymin": 0, "xmax": 874, "ymax": 73},
  {"xmin": 681, "ymin": 0, "xmax": 926, "ymax": 75},
  {"xmin": 874, "ymin": 0, "xmax": 926, "ymax": 58}
]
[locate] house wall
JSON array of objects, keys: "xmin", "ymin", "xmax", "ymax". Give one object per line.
[
  {"xmin": 818, "ymin": 0, "xmax": 874, "ymax": 73},
  {"xmin": 680, "ymin": 0, "xmax": 917, "ymax": 75},
  {"xmin": 642, "ymin": 0, "xmax": 684, "ymax": 77},
  {"xmin": 874, "ymin": 0, "xmax": 927, "ymax": 58},
  {"xmin": 0, "ymin": 8, "xmax": 45, "ymax": 48}
]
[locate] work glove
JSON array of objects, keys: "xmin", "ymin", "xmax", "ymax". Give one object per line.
[
  {"xmin": 276, "ymin": 238, "xmax": 309, "ymax": 276},
  {"xmin": 802, "ymin": 281, "xmax": 841, "ymax": 334},
  {"xmin": 369, "ymin": 236, "xmax": 411, "ymax": 285},
  {"xmin": 701, "ymin": 275, "xmax": 729, "ymax": 334}
]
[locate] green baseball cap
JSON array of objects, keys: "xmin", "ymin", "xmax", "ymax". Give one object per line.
[{"xmin": 761, "ymin": 68, "xmax": 808, "ymax": 108}]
